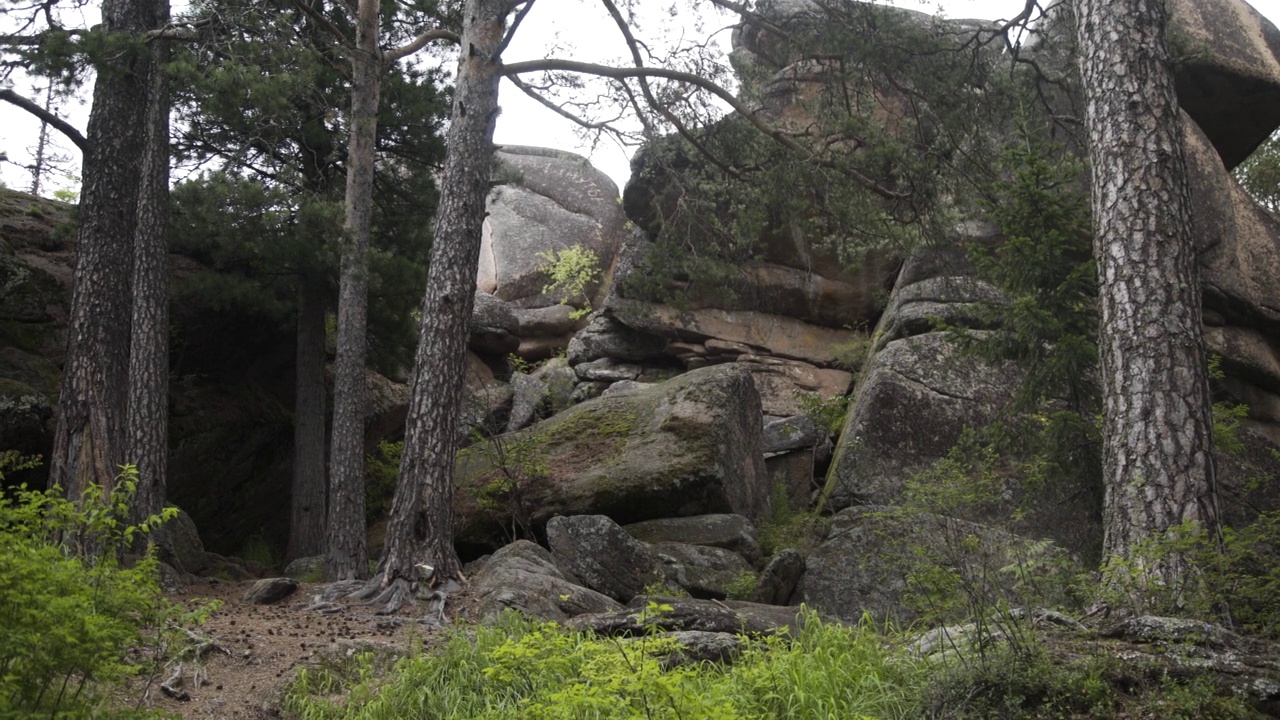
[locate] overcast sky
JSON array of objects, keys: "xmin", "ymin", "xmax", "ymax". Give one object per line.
[{"xmin": 3, "ymin": 0, "xmax": 1280, "ymax": 195}]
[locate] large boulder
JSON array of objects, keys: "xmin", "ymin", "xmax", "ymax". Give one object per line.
[
  {"xmin": 478, "ymin": 147, "xmax": 628, "ymax": 310},
  {"xmin": 1168, "ymin": 0, "xmax": 1280, "ymax": 169},
  {"xmin": 824, "ymin": 331, "xmax": 1014, "ymax": 508},
  {"xmin": 454, "ymin": 364, "xmax": 770, "ymax": 550},
  {"xmin": 797, "ymin": 507, "xmax": 1071, "ymax": 625},
  {"xmin": 652, "ymin": 542, "xmax": 754, "ymax": 600},
  {"xmin": 472, "ymin": 540, "xmax": 623, "ymax": 622},
  {"xmin": 547, "ymin": 515, "xmax": 663, "ymax": 602}
]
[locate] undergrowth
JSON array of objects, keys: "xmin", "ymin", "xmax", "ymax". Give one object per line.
[
  {"xmin": 0, "ymin": 451, "xmax": 211, "ymax": 719},
  {"xmin": 284, "ymin": 610, "xmax": 923, "ymax": 720}
]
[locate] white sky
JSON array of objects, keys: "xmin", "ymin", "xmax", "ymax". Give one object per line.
[{"xmin": 4, "ymin": 0, "xmax": 1280, "ymax": 196}]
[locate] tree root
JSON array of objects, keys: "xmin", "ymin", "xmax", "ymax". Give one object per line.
[{"xmin": 348, "ymin": 574, "xmax": 416, "ymax": 615}]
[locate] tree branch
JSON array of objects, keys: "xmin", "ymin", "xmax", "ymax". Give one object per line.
[
  {"xmin": 502, "ymin": 58, "xmax": 908, "ymax": 199},
  {"xmin": 497, "ymin": 0, "xmax": 535, "ymax": 57},
  {"xmin": 385, "ymin": 27, "xmax": 459, "ymax": 63},
  {"xmin": 289, "ymin": 0, "xmax": 352, "ymax": 49},
  {"xmin": 0, "ymin": 88, "xmax": 87, "ymax": 151}
]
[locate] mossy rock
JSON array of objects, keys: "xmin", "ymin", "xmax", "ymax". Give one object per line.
[{"xmin": 454, "ymin": 364, "xmax": 770, "ymax": 552}]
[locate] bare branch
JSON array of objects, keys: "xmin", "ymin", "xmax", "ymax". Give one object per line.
[
  {"xmin": 502, "ymin": 58, "xmax": 908, "ymax": 199},
  {"xmin": 506, "ymin": 73, "xmax": 625, "ymax": 132},
  {"xmin": 0, "ymin": 88, "xmax": 87, "ymax": 151}
]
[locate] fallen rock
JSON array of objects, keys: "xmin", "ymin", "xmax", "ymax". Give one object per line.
[
  {"xmin": 547, "ymin": 515, "xmax": 663, "ymax": 602},
  {"xmin": 762, "ymin": 414, "xmax": 825, "ymax": 454},
  {"xmin": 473, "ymin": 540, "xmax": 622, "ymax": 622},
  {"xmin": 752, "ymin": 549, "xmax": 805, "ymax": 606},
  {"xmin": 455, "ymin": 365, "xmax": 770, "ymax": 549},
  {"xmin": 652, "ymin": 542, "xmax": 754, "ymax": 600},
  {"xmin": 566, "ymin": 312, "xmax": 669, "ymax": 365},
  {"xmin": 243, "ymin": 577, "xmax": 298, "ymax": 605},
  {"xmin": 622, "ymin": 514, "xmax": 763, "ymax": 566}
]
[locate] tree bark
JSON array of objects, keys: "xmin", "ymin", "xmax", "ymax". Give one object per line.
[
  {"xmin": 1076, "ymin": 0, "xmax": 1220, "ymax": 589},
  {"xmin": 326, "ymin": 0, "xmax": 380, "ymax": 581},
  {"xmin": 49, "ymin": 0, "xmax": 155, "ymax": 501},
  {"xmin": 366, "ymin": 0, "xmax": 506, "ymax": 604},
  {"xmin": 126, "ymin": 0, "xmax": 172, "ymax": 527},
  {"xmin": 288, "ymin": 276, "xmax": 328, "ymax": 562}
]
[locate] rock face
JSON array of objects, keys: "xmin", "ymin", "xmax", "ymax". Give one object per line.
[
  {"xmin": 1168, "ymin": 0, "xmax": 1280, "ymax": 169},
  {"xmin": 454, "ymin": 365, "xmax": 770, "ymax": 549},
  {"xmin": 478, "ymin": 147, "xmax": 628, "ymax": 310}
]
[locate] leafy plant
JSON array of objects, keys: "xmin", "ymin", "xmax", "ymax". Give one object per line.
[
  {"xmin": 792, "ymin": 390, "xmax": 848, "ymax": 436},
  {"xmin": 538, "ymin": 245, "xmax": 602, "ymax": 320},
  {"xmin": 0, "ymin": 453, "xmax": 183, "ymax": 718}
]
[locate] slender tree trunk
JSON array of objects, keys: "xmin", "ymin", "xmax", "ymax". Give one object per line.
[
  {"xmin": 127, "ymin": 3, "xmax": 172, "ymax": 528},
  {"xmin": 29, "ymin": 83, "xmax": 54, "ymax": 197},
  {"xmin": 366, "ymin": 0, "xmax": 506, "ymax": 606},
  {"xmin": 49, "ymin": 0, "xmax": 155, "ymax": 501},
  {"xmin": 288, "ymin": 276, "xmax": 328, "ymax": 562},
  {"xmin": 1076, "ymin": 0, "xmax": 1220, "ymax": 592},
  {"xmin": 326, "ymin": 0, "xmax": 381, "ymax": 581}
]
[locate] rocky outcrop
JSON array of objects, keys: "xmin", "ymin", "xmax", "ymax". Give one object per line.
[
  {"xmin": 454, "ymin": 364, "xmax": 770, "ymax": 550},
  {"xmin": 478, "ymin": 147, "xmax": 628, "ymax": 311}
]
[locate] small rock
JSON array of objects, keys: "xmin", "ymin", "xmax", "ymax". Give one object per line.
[{"xmin": 243, "ymin": 577, "xmax": 299, "ymax": 605}]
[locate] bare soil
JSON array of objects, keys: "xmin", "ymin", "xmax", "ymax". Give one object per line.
[{"xmin": 135, "ymin": 577, "xmax": 466, "ymax": 719}]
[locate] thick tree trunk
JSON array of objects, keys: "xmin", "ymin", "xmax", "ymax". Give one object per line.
[
  {"xmin": 127, "ymin": 2, "xmax": 171, "ymax": 529},
  {"xmin": 369, "ymin": 0, "xmax": 506, "ymax": 603},
  {"xmin": 49, "ymin": 0, "xmax": 155, "ymax": 501},
  {"xmin": 1076, "ymin": 0, "xmax": 1220, "ymax": 590},
  {"xmin": 288, "ymin": 276, "xmax": 328, "ymax": 562},
  {"xmin": 326, "ymin": 0, "xmax": 380, "ymax": 581}
]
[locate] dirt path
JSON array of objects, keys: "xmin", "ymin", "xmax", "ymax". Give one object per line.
[{"xmin": 140, "ymin": 578, "xmax": 453, "ymax": 719}]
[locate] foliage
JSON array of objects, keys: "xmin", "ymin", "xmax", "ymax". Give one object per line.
[
  {"xmin": 1233, "ymin": 130, "xmax": 1280, "ymax": 214},
  {"xmin": 364, "ymin": 440, "xmax": 403, "ymax": 523},
  {"xmin": 0, "ymin": 454, "xmax": 182, "ymax": 719},
  {"xmin": 792, "ymin": 390, "xmax": 848, "ymax": 436},
  {"xmin": 466, "ymin": 433, "xmax": 551, "ymax": 543},
  {"xmin": 538, "ymin": 245, "xmax": 602, "ymax": 320},
  {"xmin": 284, "ymin": 610, "xmax": 924, "ymax": 720},
  {"xmin": 758, "ymin": 482, "xmax": 831, "ymax": 559}
]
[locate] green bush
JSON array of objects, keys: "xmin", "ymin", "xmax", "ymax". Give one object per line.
[{"xmin": 0, "ymin": 453, "xmax": 182, "ymax": 719}]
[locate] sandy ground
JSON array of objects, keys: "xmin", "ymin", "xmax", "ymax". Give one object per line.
[{"xmin": 132, "ymin": 577, "xmax": 459, "ymax": 719}]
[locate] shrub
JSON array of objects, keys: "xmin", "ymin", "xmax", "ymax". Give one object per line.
[{"xmin": 0, "ymin": 454, "xmax": 181, "ymax": 719}]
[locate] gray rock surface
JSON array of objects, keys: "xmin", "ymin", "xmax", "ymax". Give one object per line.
[
  {"xmin": 473, "ymin": 540, "xmax": 622, "ymax": 622},
  {"xmin": 478, "ymin": 147, "xmax": 627, "ymax": 309},
  {"xmin": 166, "ymin": 509, "xmax": 208, "ymax": 575},
  {"xmin": 824, "ymin": 332, "xmax": 1014, "ymax": 508},
  {"xmin": 506, "ymin": 371, "xmax": 548, "ymax": 433},
  {"xmin": 762, "ymin": 414, "xmax": 824, "ymax": 454},
  {"xmin": 547, "ymin": 515, "xmax": 663, "ymax": 602},
  {"xmin": 566, "ymin": 313, "xmax": 669, "ymax": 365},
  {"xmin": 622, "ymin": 514, "xmax": 763, "ymax": 565},
  {"xmin": 652, "ymin": 542, "xmax": 754, "ymax": 600},
  {"xmin": 283, "ymin": 555, "xmax": 324, "ymax": 581},
  {"xmin": 797, "ymin": 507, "xmax": 1066, "ymax": 625}
]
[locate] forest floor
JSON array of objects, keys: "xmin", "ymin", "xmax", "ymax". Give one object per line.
[{"xmin": 133, "ymin": 577, "xmax": 472, "ymax": 719}]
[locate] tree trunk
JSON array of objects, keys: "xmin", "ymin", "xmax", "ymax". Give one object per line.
[
  {"xmin": 366, "ymin": 0, "xmax": 506, "ymax": 605},
  {"xmin": 288, "ymin": 276, "xmax": 328, "ymax": 562},
  {"xmin": 1076, "ymin": 0, "xmax": 1220, "ymax": 590},
  {"xmin": 49, "ymin": 0, "xmax": 155, "ymax": 501},
  {"xmin": 126, "ymin": 2, "xmax": 172, "ymax": 528},
  {"xmin": 326, "ymin": 0, "xmax": 380, "ymax": 581}
]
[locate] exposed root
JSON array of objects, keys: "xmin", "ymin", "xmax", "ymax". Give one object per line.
[{"xmin": 348, "ymin": 573, "xmax": 416, "ymax": 615}]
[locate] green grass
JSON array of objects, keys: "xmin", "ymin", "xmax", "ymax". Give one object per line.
[{"xmin": 284, "ymin": 611, "xmax": 924, "ymax": 720}]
